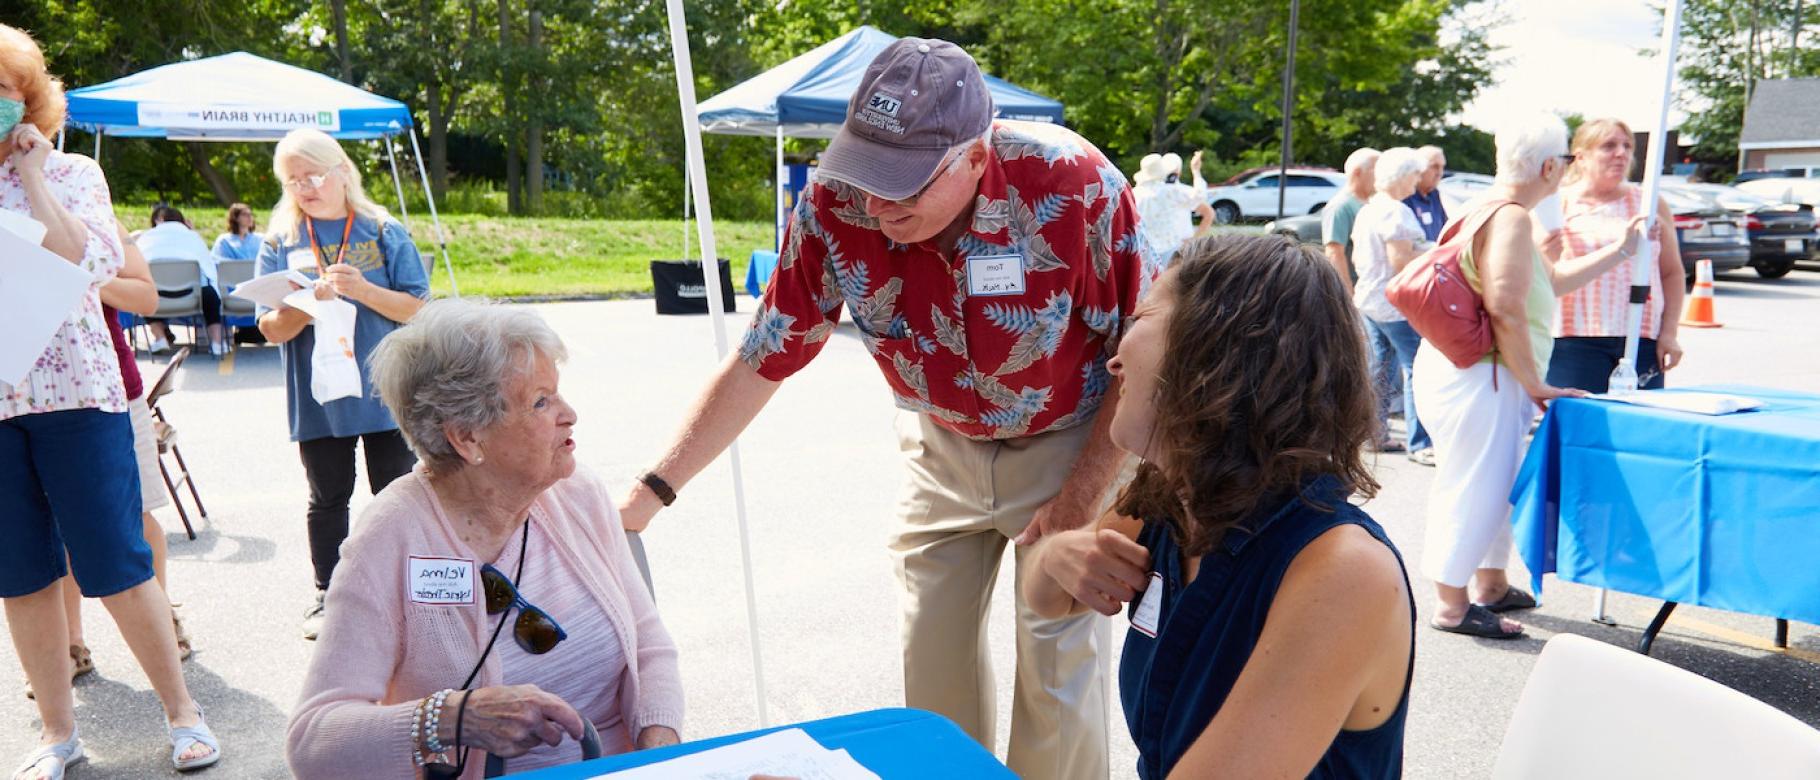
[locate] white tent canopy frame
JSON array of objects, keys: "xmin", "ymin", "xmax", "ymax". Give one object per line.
[
  {"xmin": 1591, "ymin": 0, "xmax": 1684, "ymax": 624},
  {"xmin": 61, "ymin": 52, "xmax": 457, "ymax": 295}
]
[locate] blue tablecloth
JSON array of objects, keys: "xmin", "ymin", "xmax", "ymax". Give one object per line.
[
  {"xmin": 745, "ymin": 250, "xmax": 779, "ymax": 298},
  {"xmin": 505, "ymin": 708, "xmax": 1013, "ymax": 778},
  {"xmin": 1511, "ymin": 385, "xmax": 1820, "ymax": 625}
]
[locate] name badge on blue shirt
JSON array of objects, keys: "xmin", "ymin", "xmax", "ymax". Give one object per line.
[{"xmin": 966, "ymin": 254, "xmax": 1025, "ymax": 297}]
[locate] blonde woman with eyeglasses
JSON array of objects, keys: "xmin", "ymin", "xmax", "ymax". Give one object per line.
[{"xmin": 256, "ymin": 128, "xmax": 430, "ymax": 640}]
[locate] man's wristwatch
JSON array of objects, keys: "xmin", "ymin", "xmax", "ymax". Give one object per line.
[{"xmin": 639, "ymin": 471, "xmax": 677, "ymax": 507}]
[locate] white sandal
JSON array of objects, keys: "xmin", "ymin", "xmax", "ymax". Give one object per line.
[
  {"xmin": 11, "ymin": 729, "xmax": 83, "ymax": 780},
  {"xmin": 169, "ymin": 709, "xmax": 221, "ymax": 772}
]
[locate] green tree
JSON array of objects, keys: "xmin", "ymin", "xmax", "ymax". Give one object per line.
[{"xmin": 1674, "ymin": 0, "xmax": 1820, "ymax": 164}]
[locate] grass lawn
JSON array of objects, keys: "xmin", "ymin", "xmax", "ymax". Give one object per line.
[{"xmin": 116, "ymin": 203, "xmax": 774, "ymax": 299}]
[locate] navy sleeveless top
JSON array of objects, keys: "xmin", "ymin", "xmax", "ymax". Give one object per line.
[{"xmin": 1118, "ymin": 476, "xmax": 1414, "ymax": 779}]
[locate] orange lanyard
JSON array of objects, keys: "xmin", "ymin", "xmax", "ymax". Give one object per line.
[{"xmin": 303, "ymin": 216, "xmax": 355, "ymax": 276}]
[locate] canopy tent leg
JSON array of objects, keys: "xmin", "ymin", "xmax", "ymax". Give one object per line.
[
  {"xmin": 94, "ymin": 132, "xmax": 101, "ymax": 163},
  {"xmin": 1611, "ymin": 0, "xmax": 1684, "ymax": 394},
  {"xmin": 406, "ymin": 127, "xmax": 458, "ymax": 297},
  {"xmin": 775, "ymin": 125, "xmax": 785, "ymax": 252},
  {"xmin": 683, "ymin": 145, "xmax": 692, "ymax": 261},
  {"xmin": 666, "ymin": 0, "xmax": 770, "ymax": 729},
  {"xmin": 56, "ymin": 129, "xmax": 63, "ymax": 151},
  {"xmin": 384, "ymin": 135, "xmax": 413, "ymax": 231}
]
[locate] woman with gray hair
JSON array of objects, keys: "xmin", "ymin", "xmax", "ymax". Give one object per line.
[
  {"xmin": 286, "ymin": 299, "xmax": 683, "ymax": 779},
  {"xmin": 1412, "ymin": 114, "xmax": 1646, "ymax": 639},
  {"xmin": 1349, "ymin": 146, "xmax": 1434, "ymax": 462}
]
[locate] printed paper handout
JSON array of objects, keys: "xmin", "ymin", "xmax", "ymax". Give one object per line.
[
  {"xmin": 593, "ymin": 728, "xmax": 880, "ymax": 780},
  {"xmin": 0, "ymin": 215, "xmax": 92, "ymax": 387},
  {"xmin": 1592, "ymin": 390, "xmax": 1764, "ymax": 416}
]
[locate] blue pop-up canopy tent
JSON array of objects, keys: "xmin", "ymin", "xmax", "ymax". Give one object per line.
[
  {"xmin": 695, "ymin": 26, "xmax": 1065, "ymax": 250},
  {"xmin": 64, "ymin": 52, "xmax": 455, "ymax": 292},
  {"xmin": 698, "ymin": 25, "xmax": 1063, "ymax": 137}
]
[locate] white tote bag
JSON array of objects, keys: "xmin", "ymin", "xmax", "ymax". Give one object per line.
[{"xmin": 309, "ymin": 298, "xmax": 363, "ymax": 404}]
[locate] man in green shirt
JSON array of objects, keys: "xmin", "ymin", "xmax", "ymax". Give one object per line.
[{"xmin": 1321, "ymin": 147, "xmax": 1379, "ymax": 297}]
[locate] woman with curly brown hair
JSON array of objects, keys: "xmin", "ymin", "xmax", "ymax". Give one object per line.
[{"xmin": 1023, "ymin": 234, "xmax": 1413, "ymax": 779}]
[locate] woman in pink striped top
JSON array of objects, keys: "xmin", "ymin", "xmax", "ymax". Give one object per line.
[
  {"xmin": 1546, "ymin": 118, "xmax": 1686, "ymax": 392},
  {"xmin": 286, "ymin": 300, "xmax": 684, "ymax": 779}
]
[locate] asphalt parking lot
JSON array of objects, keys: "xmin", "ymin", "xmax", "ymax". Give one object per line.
[{"xmin": 4, "ymin": 263, "xmax": 1818, "ymax": 778}]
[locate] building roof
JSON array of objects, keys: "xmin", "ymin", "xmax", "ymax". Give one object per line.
[{"xmin": 1740, "ymin": 78, "xmax": 1820, "ymax": 149}]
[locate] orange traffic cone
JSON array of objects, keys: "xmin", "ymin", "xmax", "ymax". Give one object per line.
[{"xmin": 1680, "ymin": 258, "xmax": 1723, "ymax": 328}]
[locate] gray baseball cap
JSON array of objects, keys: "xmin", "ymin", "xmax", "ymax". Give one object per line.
[{"xmin": 817, "ymin": 38, "xmax": 994, "ymax": 201}]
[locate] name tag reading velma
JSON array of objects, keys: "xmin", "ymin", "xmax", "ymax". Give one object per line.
[
  {"xmin": 967, "ymin": 254, "xmax": 1026, "ymax": 297},
  {"xmin": 408, "ymin": 556, "xmax": 476, "ymax": 606}
]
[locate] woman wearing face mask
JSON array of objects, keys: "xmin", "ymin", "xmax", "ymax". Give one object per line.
[
  {"xmin": 1546, "ymin": 118, "xmax": 1685, "ymax": 392},
  {"xmin": 1022, "ymin": 234, "xmax": 1414, "ymax": 778},
  {"xmin": 256, "ymin": 128, "xmax": 430, "ymax": 641},
  {"xmin": 0, "ymin": 23, "xmax": 220, "ymax": 778}
]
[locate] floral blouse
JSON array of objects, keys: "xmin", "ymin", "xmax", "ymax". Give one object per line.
[{"xmin": 0, "ymin": 152, "xmax": 127, "ymax": 421}]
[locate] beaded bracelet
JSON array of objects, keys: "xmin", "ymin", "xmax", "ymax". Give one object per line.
[
  {"xmin": 424, "ymin": 689, "xmax": 454, "ymax": 755},
  {"xmin": 410, "ymin": 695, "xmax": 430, "ymax": 767}
]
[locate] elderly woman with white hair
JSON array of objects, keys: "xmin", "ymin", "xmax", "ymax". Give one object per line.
[
  {"xmin": 1413, "ymin": 114, "xmax": 1647, "ymax": 639},
  {"xmin": 256, "ymin": 128, "xmax": 430, "ymax": 639},
  {"xmin": 1132, "ymin": 150, "xmax": 1214, "ymax": 265},
  {"xmin": 1349, "ymin": 146, "xmax": 1434, "ymax": 461},
  {"xmin": 286, "ymin": 299, "xmax": 683, "ymax": 779}
]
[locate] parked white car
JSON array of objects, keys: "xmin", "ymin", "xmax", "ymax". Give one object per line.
[
  {"xmin": 1734, "ymin": 177, "xmax": 1820, "ymax": 209},
  {"xmin": 1204, "ymin": 167, "xmax": 1344, "ymax": 223}
]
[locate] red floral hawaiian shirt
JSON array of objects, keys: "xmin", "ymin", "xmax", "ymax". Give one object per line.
[{"xmin": 738, "ymin": 120, "xmax": 1159, "ymax": 440}]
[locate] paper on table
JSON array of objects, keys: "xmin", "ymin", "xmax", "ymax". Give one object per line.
[
  {"xmin": 0, "ymin": 222, "xmax": 93, "ymax": 386},
  {"xmin": 1592, "ymin": 390, "xmax": 1764, "ymax": 416},
  {"xmin": 229, "ymin": 269, "xmax": 315, "ymax": 311},
  {"xmin": 0, "ymin": 208, "xmax": 48, "ymax": 245},
  {"xmin": 592, "ymin": 728, "xmax": 880, "ymax": 780}
]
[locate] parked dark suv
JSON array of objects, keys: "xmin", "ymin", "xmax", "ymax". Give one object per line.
[{"xmin": 1670, "ymin": 184, "xmax": 1817, "ymax": 279}]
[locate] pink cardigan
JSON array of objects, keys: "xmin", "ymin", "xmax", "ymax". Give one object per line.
[{"xmin": 285, "ymin": 467, "xmax": 684, "ymax": 779}]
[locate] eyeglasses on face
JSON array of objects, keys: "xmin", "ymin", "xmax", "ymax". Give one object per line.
[
  {"xmin": 480, "ymin": 564, "xmax": 568, "ymax": 654},
  {"xmin": 871, "ymin": 148, "xmax": 965, "ymax": 208},
  {"xmin": 283, "ymin": 172, "xmax": 332, "ymax": 192}
]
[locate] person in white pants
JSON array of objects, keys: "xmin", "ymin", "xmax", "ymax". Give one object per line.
[{"xmin": 1413, "ymin": 113, "xmax": 1647, "ymax": 639}]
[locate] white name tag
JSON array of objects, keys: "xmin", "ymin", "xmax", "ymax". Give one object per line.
[
  {"xmin": 1418, "ymin": 211, "xmax": 1433, "ymax": 225},
  {"xmin": 408, "ymin": 556, "xmax": 477, "ymax": 606},
  {"xmin": 966, "ymin": 254, "xmax": 1025, "ymax": 297},
  {"xmin": 1131, "ymin": 572, "xmax": 1164, "ymax": 637},
  {"xmin": 287, "ymin": 248, "xmax": 318, "ymax": 273}
]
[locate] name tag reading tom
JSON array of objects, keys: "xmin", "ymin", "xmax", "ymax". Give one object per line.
[
  {"xmin": 1131, "ymin": 572, "xmax": 1164, "ymax": 638},
  {"xmin": 967, "ymin": 253, "xmax": 1026, "ymax": 297},
  {"xmin": 408, "ymin": 556, "xmax": 476, "ymax": 606}
]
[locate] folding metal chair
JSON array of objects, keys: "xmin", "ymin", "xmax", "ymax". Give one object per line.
[
  {"xmin": 148, "ymin": 259, "xmax": 206, "ymax": 354},
  {"xmin": 216, "ymin": 259, "xmax": 258, "ymax": 341},
  {"xmin": 143, "ymin": 347, "xmax": 205, "ymax": 539}
]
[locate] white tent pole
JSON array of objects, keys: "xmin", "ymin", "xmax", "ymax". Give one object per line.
[
  {"xmin": 94, "ymin": 132, "xmax": 101, "ymax": 163},
  {"xmin": 384, "ymin": 135, "xmax": 413, "ymax": 231},
  {"xmin": 1593, "ymin": 0, "xmax": 1681, "ymax": 627},
  {"xmin": 406, "ymin": 127, "xmax": 459, "ymax": 297},
  {"xmin": 56, "ymin": 129, "xmax": 64, "ymax": 151},
  {"xmin": 1610, "ymin": 0, "xmax": 1683, "ymax": 396},
  {"xmin": 775, "ymin": 125, "xmax": 785, "ymax": 252},
  {"xmin": 665, "ymin": 0, "xmax": 770, "ymax": 729},
  {"xmin": 682, "ymin": 145, "xmax": 692, "ymax": 261}
]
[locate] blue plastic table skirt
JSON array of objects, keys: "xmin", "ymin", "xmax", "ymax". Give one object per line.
[
  {"xmin": 1511, "ymin": 385, "xmax": 1820, "ymax": 625},
  {"xmin": 505, "ymin": 708, "xmax": 1013, "ymax": 779}
]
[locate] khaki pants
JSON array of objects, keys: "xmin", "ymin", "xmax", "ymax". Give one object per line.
[{"xmin": 890, "ymin": 412, "xmax": 1110, "ymax": 780}]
